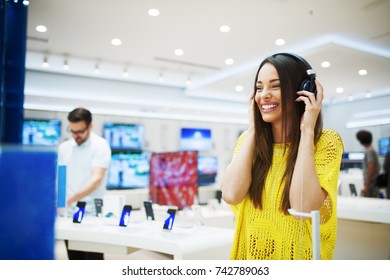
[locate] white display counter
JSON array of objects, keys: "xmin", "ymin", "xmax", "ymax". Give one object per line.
[
  {"xmin": 56, "ymin": 191, "xmax": 390, "ymax": 260},
  {"xmin": 338, "ymin": 170, "xmax": 364, "ymax": 197},
  {"xmin": 105, "ymin": 185, "xmax": 220, "ymax": 210},
  {"xmin": 55, "ymin": 211, "xmax": 234, "ymax": 260},
  {"xmin": 334, "ymin": 196, "xmax": 390, "ymax": 260}
]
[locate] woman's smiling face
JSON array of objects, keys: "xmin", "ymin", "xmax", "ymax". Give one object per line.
[{"xmin": 254, "ymin": 63, "xmax": 282, "ymax": 126}]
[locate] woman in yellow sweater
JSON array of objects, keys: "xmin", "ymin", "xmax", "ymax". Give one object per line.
[{"xmin": 221, "ymin": 53, "xmax": 343, "ymax": 260}]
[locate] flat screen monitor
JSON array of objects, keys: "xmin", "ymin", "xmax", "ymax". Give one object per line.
[
  {"xmin": 378, "ymin": 137, "xmax": 390, "ymax": 157},
  {"xmin": 197, "ymin": 155, "xmax": 218, "ymax": 186},
  {"xmin": 107, "ymin": 150, "xmax": 150, "ymax": 189},
  {"xmin": 342, "ymin": 152, "xmax": 365, "ymax": 160},
  {"xmin": 103, "ymin": 122, "xmax": 144, "ymax": 150},
  {"xmin": 149, "ymin": 151, "xmax": 198, "ymax": 209},
  {"xmin": 340, "ymin": 152, "xmax": 364, "ymax": 170},
  {"xmin": 179, "ymin": 128, "xmax": 212, "ymax": 151},
  {"xmin": 22, "ymin": 119, "xmax": 61, "ymax": 146}
]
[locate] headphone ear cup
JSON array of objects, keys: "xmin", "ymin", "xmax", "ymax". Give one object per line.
[{"xmin": 300, "ymin": 79, "xmax": 316, "ymax": 95}]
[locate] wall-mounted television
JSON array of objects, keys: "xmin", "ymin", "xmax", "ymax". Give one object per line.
[
  {"xmin": 106, "ymin": 150, "xmax": 150, "ymax": 189},
  {"xmin": 103, "ymin": 122, "xmax": 144, "ymax": 150},
  {"xmin": 149, "ymin": 151, "xmax": 198, "ymax": 209},
  {"xmin": 197, "ymin": 155, "xmax": 218, "ymax": 186},
  {"xmin": 378, "ymin": 137, "xmax": 390, "ymax": 157},
  {"xmin": 22, "ymin": 119, "xmax": 61, "ymax": 146},
  {"xmin": 179, "ymin": 128, "xmax": 212, "ymax": 151}
]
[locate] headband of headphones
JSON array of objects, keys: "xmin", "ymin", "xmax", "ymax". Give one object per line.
[{"xmin": 273, "ymin": 52, "xmax": 316, "ymax": 77}]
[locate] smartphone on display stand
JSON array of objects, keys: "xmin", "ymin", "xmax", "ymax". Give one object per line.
[
  {"xmin": 119, "ymin": 205, "xmax": 132, "ymax": 227},
  {"xmin": 73, "ymin": 201, "xmax": 86, "ymax": 223},
  {"xmin": 143, "ymin": 201, "xmax": 155, "ymax": 221},
  {"xmin": 94, "ymin": 198, "xmax": 103, "ymax": 217},
  {"xmin": 163, "ymin": 207, "xmax": 177, "ymax": 231}
]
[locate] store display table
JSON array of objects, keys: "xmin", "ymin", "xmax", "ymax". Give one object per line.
[{"xmin": 55, "ymin": 214, "xmax": 234, "ymax": 260}]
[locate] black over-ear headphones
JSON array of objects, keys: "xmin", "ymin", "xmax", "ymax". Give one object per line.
[{"xmin": 273, "ymin": 52, "xmax": 317, "ymax": 95}]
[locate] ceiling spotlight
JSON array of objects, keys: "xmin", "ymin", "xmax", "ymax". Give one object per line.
[
  {"xmin": 235, "ymin": 85, "xmax": 244, "ymax": 92},
  {"xmin": 219, "ymin": 25, "xmax": 230, "ymax": 33},
  {"xmin": 225, "ymin": 58, "xmax": 234, "ymax": 65},
  {"xmin": 321, "ymin": 61, "xmax": 330, "ymax": 68},
  {"xmin": 42, "ymin": 56, "xmax": 49, "ymax": 68},
  {"xmin": 148, "ymin": 8, "xmax": 160, "ymax": 16},
  {"xmin": 358, "ymin": 69, "xmax": 368, "ymax": 76},
  {"xmin": 23, "ymin": 0, "xmax": 29, "ymax": 6},
  {"xmin": 36, "ymin": 25, "xmax": 47, "ymax": 33},
  {"xmin": 174, "ymin": 49, "xmax": 184, "ymax": 56},
  {"xmin": 336, "ymin": 87, "xmax": 344, "ymax": 94},
  {"xmin": 275, "ymin": 38, "xmax": 285, "ymax": 46},
  {"xmin": 111, "ymin": 38, "xmax": 122, "ymax": 46}
]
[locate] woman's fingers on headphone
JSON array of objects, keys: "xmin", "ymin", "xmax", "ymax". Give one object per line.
[
  {"xmin": 296, "ymin": 91, "xmax": 315, "ymax": 104},
  {"xmin": 296, "ymin": 79, "xmax": 323, "ymax": 105},
  {"xmin": 315, "ymin": 79, "xmax": 324, "ymax": 102}
]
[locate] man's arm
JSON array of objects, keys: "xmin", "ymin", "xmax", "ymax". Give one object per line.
[
  {"xmin": 66, "ymin": 167, "xmax": 107, "ymax": 206},
  {"xmin": 362, "ymin": 161, "xmax": 376, "ymax": 196}
]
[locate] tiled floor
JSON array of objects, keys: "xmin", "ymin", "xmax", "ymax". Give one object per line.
[{"xmin": 55, "ymin": 240, "xmax": 172, "ymax": 260}]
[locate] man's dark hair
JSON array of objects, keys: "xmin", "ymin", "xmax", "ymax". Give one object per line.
[
  {"xmin": 356, "ymin": 130, "xmax": 372, "ymax": 145},
  {"xmin": 67, "ymin": 107, "xmax": 92, "ymax": 127}
]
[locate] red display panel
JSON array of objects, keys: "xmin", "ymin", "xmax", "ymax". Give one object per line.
[{"xmin": 149, "ymin": 151, "xmax": 198, "ymax": 209}]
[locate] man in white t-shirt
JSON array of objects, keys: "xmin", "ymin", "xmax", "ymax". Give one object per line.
[{"xmin": 58, "ymin": 107, "xmax": 111, "ymax": 260}]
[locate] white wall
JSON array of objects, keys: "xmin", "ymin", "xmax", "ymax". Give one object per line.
[
  {"xmin": 23, "ymin": 69, "xmax": 390, "ymax": 181},
  {"xmin": 24, "ymin": 108, "xmax": 246, "ymax": 183},
  {"xmin": 24, "ymin": 70, "xmax": 248, "ymax": 124},
  {"xmin": 322, "ymin": 95, "xmax": 390, "ymax": 153},
  {"xmin": 24, "ymin": 70, "xmax": 249, "ymax": 184}
]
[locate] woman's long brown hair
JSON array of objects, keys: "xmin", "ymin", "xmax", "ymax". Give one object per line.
[{"xmin": 249, "ymin": 54, "xmax": 323, "ymax": 214}]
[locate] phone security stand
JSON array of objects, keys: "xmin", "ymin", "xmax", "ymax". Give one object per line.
[{"xmin": 288, "ymin": 209, "xmax": 320, "ymax": 260}]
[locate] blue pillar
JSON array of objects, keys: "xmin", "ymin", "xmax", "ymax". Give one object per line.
[{"xmin": 0, "ymin": 0, "xmax": 28, "ymax": 143}]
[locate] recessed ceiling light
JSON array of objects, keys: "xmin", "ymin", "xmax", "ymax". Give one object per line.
[
  {"xmin": 148, "ymin": 9, "xmax": 160, "ymax": 16},
  {"xmin": 321, "ymin": 61, "xmax": 330, "ymax": 68},
  {"xmin": 275, "ymin": 38, "xmax": 285, "ymax": 46},
  {"xmin": 219, "ymin": 25, "xmax": 230, "ymax": 33},
  {"xmin": 336, "ymin": 87, "xmax": 344, "ymax": 94},
  {"xmin": 235, "ymin": 85, "xmax": 244, "ymax": 92},
  {"xmin": 225, "ymin": 58, "xmax": 234, "ymax": 65},
  {"xmin": 36, "ymin": 25, "xmax": 47, "ymax": 33},
  {"xmin": 174, "ymin": 49, "xmax": 184, "ymax": 56},
  {"xmin": 358, "ymin": 69, "xmax": 367, "ymax": 76},
  {"xmin": 111, "ymin": 38, "xmax": 122, "ymax": 46}
]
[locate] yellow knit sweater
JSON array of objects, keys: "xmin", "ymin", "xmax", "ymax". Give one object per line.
[{"xmin": 229, "ymin": 129, "xmax": 343, "ymax": 260}]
